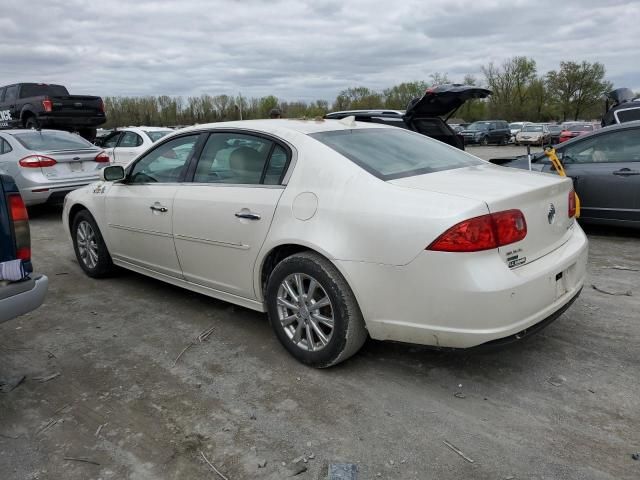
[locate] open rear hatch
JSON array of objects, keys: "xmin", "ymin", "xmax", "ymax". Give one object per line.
[
  {"xmin": 390, "ymin": 164, "xmax": 575, "ymax": 268},
  {"xmin": 405, "ymin": 84, "xmax": 492, "ymax": 120}
]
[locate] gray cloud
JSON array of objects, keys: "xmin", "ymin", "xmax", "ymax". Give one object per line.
[{"xmin": 2, "ymin": 0, "xmax": 638, "ymax": 100}]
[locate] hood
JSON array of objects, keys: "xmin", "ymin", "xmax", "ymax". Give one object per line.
[
  {"xmin": 405, "ymin": 84, "xmax": 491, "ymax": 118},
  {"xmin": 607, "ymin": 88, "xmax": 635, "ymax": 105}
]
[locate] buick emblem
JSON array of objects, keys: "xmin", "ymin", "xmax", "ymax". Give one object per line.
[{"xmin": 547, "ymin": 203, "xmax": 556, "ymax": 224}]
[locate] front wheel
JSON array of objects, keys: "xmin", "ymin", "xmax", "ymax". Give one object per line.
[
  {"xmin": 72, "ymin": 210, "xmax": 115, "ymax": 278},
  {"xmin": 265, "ymin": 252, "xmax": 367, "ymax": 367},
  {"xmin": 480, "ymin": 136, "xmax": 489, "ymax": 146}
]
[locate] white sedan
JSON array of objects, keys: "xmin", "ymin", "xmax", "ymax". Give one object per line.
[
  {"xmin": 99, "ymin": 126, "xmax": 173, "ymax": 166},
  {"xmin": 62, "ymin": 119, "xmax": 588, "ymax": 367}
]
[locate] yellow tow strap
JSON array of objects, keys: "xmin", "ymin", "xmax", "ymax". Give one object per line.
[{"xmin": 544, "ymin": 147, "xmax": 581, "ymax": 218}]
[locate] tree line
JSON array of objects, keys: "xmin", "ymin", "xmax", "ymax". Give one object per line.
[{"xmin": 103, "ymin": 58, "xmax": 616, "ymax": 128}]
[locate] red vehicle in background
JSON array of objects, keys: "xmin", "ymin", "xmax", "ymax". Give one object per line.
[{"xmin": 558, "ymin": 123, "xmax": 599, "ymax": 143}]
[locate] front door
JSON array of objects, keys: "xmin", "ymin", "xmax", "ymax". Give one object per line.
[
  {"xmin": 104, "ymin": 133, "xmax": 202, "ymax": 277},
  {"xmin": 173, "ymin": 131, "xmax": 290, "ymax": 299},
  {"xmin": 551, "ymin": 127, "xmax": 640, "ymax": 223},
  {"xmin": 0, "ymin": 85, "xmax": 20, "ymax": 129}
]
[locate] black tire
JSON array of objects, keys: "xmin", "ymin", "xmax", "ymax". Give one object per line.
[
  {"xmin": 78, "ymin": 128, "xmax": 97, "ymax": 142},
  {"xmin": 24, "ymin": 116, "xmax": 39, "ymax": 129},
  {"xmin": 71, "ymin": 210, "xmax": 115, "ymax": 278},
  {"xmin": 480, "ymin": 136, "xmax": 489, "ymax": 146},
  {"xmin": 265, "ymin": 252, "xmax": 367, "ymax": 368}
]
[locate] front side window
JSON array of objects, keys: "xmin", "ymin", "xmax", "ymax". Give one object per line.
[
  {"xmin": 311, "ymin": 128, "xmax": 483, "ymax": 180},
  {"xmin": 193, "ymin": 132, "xmax": 288, "ymax": 185},
  {"xmin": 563, "ymin": 129, "xmax": 640, "ymax": 164},
  {"xmin": 119, "ymin": 131, "xmax": 143, "ymax": 147},
  {"xmin": 11, "ymin": 130, "xmax": 93, "ymax": 150},
  {"xmin": 128, "ymin": 134, "xmax": 199, "ymax": 184}
]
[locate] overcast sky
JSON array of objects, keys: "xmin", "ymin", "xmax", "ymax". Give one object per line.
[{"xmin": 2, "ymin": 0, "xmax": 639, "ymax": 101}]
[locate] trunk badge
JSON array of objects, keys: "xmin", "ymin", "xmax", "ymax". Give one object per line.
[
  {"xmin": 73, "ymin": 157, "xmax": 80, "ymax": 161},
  {"xmin": 548, "ymin": 203, "xmax": 556, "ymax": 224}
]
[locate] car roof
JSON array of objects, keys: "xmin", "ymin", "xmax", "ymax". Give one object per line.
[
  {"xmin": 177, "ymin": 118, "xmax": 392, "ymax": 136},
  {"xmin": 559, "ymin": 120, "xmax": 640, "ymax": 147},
  {"xmin": 1, "ymin": 129, "xmax": 80, "ymax": 135}
]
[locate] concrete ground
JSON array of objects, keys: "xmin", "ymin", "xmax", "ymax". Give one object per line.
[{"xmin": 1, "ymin": 149, "xmax": 639, "ymax": 479}]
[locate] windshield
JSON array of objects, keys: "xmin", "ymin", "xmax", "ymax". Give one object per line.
[
  {"xmin": 19, "ymin": 84, "xmax": 69, "ymax": 98},
  {"xmin": 509, "ymin": 123, "xmax": 523, "ymax": 130},
  {"xmin": 144, "ymin": 130, "xmax": 172, "ymax": 142},
  {"xmin": 12, "ymin": 130, "xmax": 94, "ymax": 150},
  {"xmin": 466, "ymin": 122, "xmax": 490, "ymax": 131},
  {"xmin": 310, "ymin": 128, "xmax": 483, "ymax": 181},
  {"xmin": 548, "ymin": 125, "xmax": 562, "ymax": 133},
  {"xmin": 522, "ymin": 125, "xmax": 543, "ymax": 132}
]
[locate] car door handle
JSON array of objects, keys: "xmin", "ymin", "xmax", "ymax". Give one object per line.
[
  {"xmin": 235, "ymin": 210, "xmax": 261, "ymax": 220},
  {"xmin": 150, "ymin": 205, "xmax": 168, "ymax": 213},
  {"xmin": 613, "ymin": 169, "xmax": 640, "ymax": 176}
]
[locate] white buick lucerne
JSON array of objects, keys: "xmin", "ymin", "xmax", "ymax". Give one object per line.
[{"xmin": 63, "ymin": 119, "xmax": 588, "ymax": 367}]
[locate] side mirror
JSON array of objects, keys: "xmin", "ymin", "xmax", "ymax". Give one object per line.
[{"xmin": 100, "ymin": 165, "xmax": 125, "ymax": 182}]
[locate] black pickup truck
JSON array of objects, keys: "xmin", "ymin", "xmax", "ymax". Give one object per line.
[
  {"xmin": 0, "ymin": 174, "xmax": 48, "ymax": 323},
  {"xmin": 0, "ymin": 83, "xmax": 106, "ymax": 141}
]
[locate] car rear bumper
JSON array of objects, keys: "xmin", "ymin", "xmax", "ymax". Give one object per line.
[
  {"xmin": 0, "ymin": 274, "xmax": 48, "ymax": 323},
  {"xmin": 336, "ymin": 223, "xmax": 588, "ymax": 348},
  {"xmin": 38, "ymin": 115, "xmax": 106, "ymax": 128},
  {"xmin": 21, "ymin": 181, "xmax": 97, "ymax": 206}
]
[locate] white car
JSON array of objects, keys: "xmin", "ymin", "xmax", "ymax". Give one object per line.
[
  {"xmin": 99, "ymin": 126, "xmax": 173, "ymax": 166},
  {"xmin": 62, "ymin": 119, "xmax": 588, "ymax": 367}
]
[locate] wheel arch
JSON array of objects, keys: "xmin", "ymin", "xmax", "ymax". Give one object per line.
[{"xmin": 256, "ymin": 242, "xmax": 361, "ymax": 307}]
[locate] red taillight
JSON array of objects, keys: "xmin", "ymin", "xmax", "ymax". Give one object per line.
[
  {"xmin": 19, "ymin": 155, "xmax": 57, "ymax": 168},
  {"xmin": 42, "ymin": 98, "xmax": 53, "ymax": 112},
  {"xmin": 568, "ymin": 190, "xmax": 576, "ymax": 218},
  {"xmin": 99, "ymin": 99, "xmax": 105, "ymax": 113},
  {"xmin": 95, "ymin": 151, "xmax": 110, "ymax": 163},
  {"xmin": 427, "ymin": 210, "xmax": 527, "ymax": 253},
  {"xmin": 8, "ymin": 193, "xmax": 31, "ymax": 261}
]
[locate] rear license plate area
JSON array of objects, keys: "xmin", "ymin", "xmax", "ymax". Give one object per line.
[{"xmin": 69, "ymin": 162, "xmax": 84, "ymax": 172}]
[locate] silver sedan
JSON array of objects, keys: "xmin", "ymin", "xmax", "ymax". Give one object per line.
[{"xmin": 0, "ymin": 129, "xmax": 109, "ymax": 206}]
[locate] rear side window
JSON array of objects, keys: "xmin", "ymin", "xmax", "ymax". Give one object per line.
[
  {"xmin": 311, "ymin": 128, "xmax": 483, "ymax": 180},
  {"xmin": 144, "ymin": 130, "xmax": 172, "ymax": 142},
  {"xmin": 193, "ymin": 132, "xmax": 289, "ymax": 185},
  {"xmin": 616, "ymin": 108, "xmax": 640, "ymax": 123},
  {"xmin": 119, "ymin": 131, "xmax": 143, "ymax": 147},
  {"xmin": 11, "ymin": 131, "xmax": 93, "ymax": 150},
  {"xmin": 4, "ymin": 86, "xmax": 18, "ymax": 103},
  {"xmin": 19, "ymin": 84, "xmax": 69, "ymax": 98},
  {"xmin": 0, "ymin": 138, "xmax": 12, "ymax": 154}
]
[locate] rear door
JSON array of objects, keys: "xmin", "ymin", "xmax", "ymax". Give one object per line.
[
  {"xmin": 104, "ymin": 133, "xmax": 203, "ymax": 277},
  {"xmin": 556, "ymin": 127, "xmax": 640, "ymax": 223},
  {"xmin": 113, "ymin": 131, "xmax": 143, "ymax": 166},
  {"xmin": 172, "ymin": 131, "xmax": 290, "ymax": 299}
]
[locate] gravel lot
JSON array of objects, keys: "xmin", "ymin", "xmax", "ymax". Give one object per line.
[{"xmin": 1, "ymin": 147, "xmax": 638, "ymax": 479}]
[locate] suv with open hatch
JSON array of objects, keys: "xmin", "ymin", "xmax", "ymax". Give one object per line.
[{"xmin": 325, "ymin": 84, "xmax": 491, "ymax": 150}]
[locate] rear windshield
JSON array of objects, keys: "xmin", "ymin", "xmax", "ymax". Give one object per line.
[
  {"xmin": 467, "ymin": 122, "xmax": 490, "ymax": 131},
  {"xmin": 11, "ymin": 131, "xmax": 93, "ymax": 150},
  {"xmin": 144, "ymin": 130, "xmax": 172, "ymax": 142},
  {"xmin": 310, "ymin": 128, "xmax": 483, "ymax": 180},
  {"xmin": 565, "ymin": 124, "xmax": 593, "ymax": 132},
  {"xmin": 523, "ymin": 125, "xmax": 543, "ymax": 132},
  {"xmin": 19, "ymin": 84, "xmax": 69, "ymax": 98}
]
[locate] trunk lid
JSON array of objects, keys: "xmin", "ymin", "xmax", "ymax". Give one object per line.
[
  {"xmin": 37, "ymin": 148, "xmax": 104, "ymax": 181},
  {"xmin": 390, "ymin": 164, "xmax": 575, "ymax": 267},
  {"xmin": 405, "ymin": 84, "xmax": 491, "ymax": 118}
]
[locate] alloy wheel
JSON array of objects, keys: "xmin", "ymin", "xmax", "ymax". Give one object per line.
[
  {"xmin": 76, "ymin": 220, "xmax": 99, "ymax": 269},
  {"xmin": 276, "ymin": 273, "xmax": 334, "ymax": 351}
]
